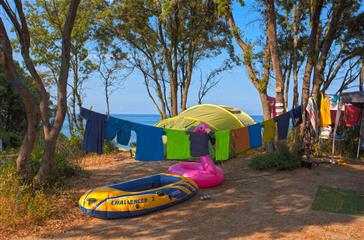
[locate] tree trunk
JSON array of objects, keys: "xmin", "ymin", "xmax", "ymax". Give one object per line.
[
  {"xmin": 0, "ymin": 18, "xmax": 40, "ymax": 181},
  {"xmin": 292, "ymin": 0, "xmax": 299, "ymax": 107},
  {"xmin": 311, "ymin": 1, "xmax": 349, "ymax": 99},
  {"xmin": 300, "ymin": 0, "xmax": 323, "ymax": 135},
  {"xmin": 284, "ymin": 58, "xmax": 292, "ymax": 108},
  {"xmin": 1, "ymin": 0, "xmax": 80, "ymax": 185},
  {"xmin": 259, "ymin": 91, "xmax": 271, "ymax": 120},
  {"xmin": 265, "ymin": 0, "xmax": 285, "ymax": 115},
  {"xmin": 360, "ymin": 63, "xmax": 364, "ymax": 92},
  {"xmin": 105, "ymin": 83, "xmax": 110, "ymax": 114},
  {"xmin": 158, "ymin": 21, "xmax": 178, "ymax": 117},
  {"xmin": 35, "ymin": 0, "xmax": 80, "ymax": 185},
  {"xmin": 181, "ymin": 56, "xmax": 193, "ymax": 111}
]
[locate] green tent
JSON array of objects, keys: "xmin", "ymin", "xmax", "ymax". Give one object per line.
[{"xmin": 156, "ymin": 104, "xmax": 255, "ymax": 130}]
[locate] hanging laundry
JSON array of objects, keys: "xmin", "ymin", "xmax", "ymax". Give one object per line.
[
  {"xmin": 80, "ymin": 108, "xmax": 107, "ymax": 154},
  {"xmin": 328, "ymin": 94, "xmax": 340, "ymax": 110},
  {"xmin": 188, "ymin": 132, "xmax": 210, "ymax": 157},
  {"xmin": 275, "ymin": 111, "xmax": 290, "ymax": 140},
  {"xmin": 133, "ymin": 123, "xmax": 164, "ymax": 161},
  {"xmin": 330, "ymin": 110, "xmax": 343, "ymax": 125},
  {"xmin": 319, "ymin": 126, "xmax": 332, "ymax": 139},
  {"xmin": 290, "ymin": 106, "xmax": 302, "ymax": 127},
  {"xmin": 231, "ymin": 127, "xmax": 250, "ymax": 153},
  {"xmin": 165, "ymin": 129, "xmax": 190, "ymax": 160},
  {"xmin": 306, "ymin": 97, "xmax": 318, "ymax": 133},
  {"xmin": 248, "ymin": 123, "xmax": 262, "ymax": 148},
  {"xmin": 345, "ymin": 104, "xmax": 362, "ymax": 127},
  {"xmin": 215, "ymin": 130, "xmax": 230, "ymax": 161},
  {"xmin": 320, "ymin": 93, "xmax": 332, "ymax": 127},
  {"xmin": 105, "ymin": 116, "xmax": 133, "ymax": 145},
  {"xmin": 268, "ymin": 96, "xmax": 277, "ymax": 118},
  {"xmin": 262, "ymin": 119, "xmax": 276, "ymax": 144}
]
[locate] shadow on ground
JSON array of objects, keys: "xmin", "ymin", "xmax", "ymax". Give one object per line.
[{"xmin": 44, "ymin": 153, "xmax": 364, "ymax": 240}]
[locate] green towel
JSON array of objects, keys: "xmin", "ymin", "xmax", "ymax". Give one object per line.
[
  {"xmin": 215, "ymin": 130, "xmax": 230, "ymax": 161},
  {"xmin": 165, "ymin": 129, "xmax": 190, "ymax": 160}
]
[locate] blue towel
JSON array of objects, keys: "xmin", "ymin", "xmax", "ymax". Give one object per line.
[
  {"xmin": 290, "ymin": 106, "xmax": 302, "ymax": 127},
  {"xmin": 105, "ymin": 116, "xmax": 132, "ymax": 145},
  {"xmin": 275, "ymin": 112, "xmax": 290, "ymax": 140},
  {"xmin": 80, "ymin": 108, "xmax": 107, "ymax": 154},
  {"xmin": 248, "ymin": 123, "xmax": 262, "ymax": 148},
  {"xmin": 133, "ymin": 123, "xmax": 164, "ymax": 161}
]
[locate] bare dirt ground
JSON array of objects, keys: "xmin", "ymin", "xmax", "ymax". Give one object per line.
[{"xmin": 8, "ymin": 152, "xmax": 364, "ymax": 240}]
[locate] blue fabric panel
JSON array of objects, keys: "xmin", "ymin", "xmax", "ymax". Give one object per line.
[
  {"xmin": 105, "ymin": 116, "xmax": 132, "ymax": 145},
  {"xmin": 80, "ymin": 108, "xmax": 107, "ymax": 154},
  {"xmin": 290, "ymin": 106, "xmax": 302, "ymax": 127},
  {"xmin": 248, "ymin": 123, "xmax": 262, "ymax": 148},
  {"xmin": 275, "ymin": 112, "xmax": 290, "ymax": 140},
  {"xmin": 132, "ymin": 123, "xmax": 164, "ymax": 161}
]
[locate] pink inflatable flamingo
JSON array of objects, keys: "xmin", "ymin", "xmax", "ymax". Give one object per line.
[{"xmin": 167, "ymin": 124, "xmax": 224, "ymax": 188}]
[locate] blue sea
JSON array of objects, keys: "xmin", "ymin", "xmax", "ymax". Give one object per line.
[{"xmin": 63, "ymin": 114, "xmax": 263, "ymax": 147}]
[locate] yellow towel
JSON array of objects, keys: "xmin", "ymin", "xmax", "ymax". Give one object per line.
[
  {"xmin": 262, "ymin": 119, "xmax": 276, "ymax": 143},
  {"xmin": 320, "ymin": 93, "xmax": 332, "ymax": 127}
]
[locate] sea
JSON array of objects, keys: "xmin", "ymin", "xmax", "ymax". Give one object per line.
[{"xmin": 62, "ymin": 114, "xmax": 264, "ymax": 147}]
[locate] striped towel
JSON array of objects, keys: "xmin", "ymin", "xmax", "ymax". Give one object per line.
[{"xmin": 306, "ymin": 97, "xmax": 318, "ymax": 133}]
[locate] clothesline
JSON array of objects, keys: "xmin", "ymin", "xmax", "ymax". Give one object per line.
[{"xmin": 80, "ymin": 105, "xmax": 303, "ymax": 162}]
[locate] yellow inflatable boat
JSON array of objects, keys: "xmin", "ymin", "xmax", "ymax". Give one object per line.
[{"xmin": 79, "ymin": 173, "xmax": 198, "ymax": 219}]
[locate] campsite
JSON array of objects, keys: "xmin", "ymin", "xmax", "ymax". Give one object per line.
[{"xmin": 1, "ymin": 0, "xmax": 364, "ymax": 239}]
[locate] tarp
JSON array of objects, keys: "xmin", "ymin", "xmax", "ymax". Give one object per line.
[{"xmin": 156, "ymin": 104, "xmax": 256, "ymax": 130}]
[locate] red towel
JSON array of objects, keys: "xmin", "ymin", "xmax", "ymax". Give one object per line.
[
  {"xmin": 330, "ymin": 110, "xmax": 343, "ymax": 125},
  {"xmin": 345, "ymin": 104, "xmax": 362, "ymax": 127}
]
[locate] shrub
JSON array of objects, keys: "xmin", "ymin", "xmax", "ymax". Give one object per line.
[
  {"xmin": 0, "ymin": 131, "xmax": 22, "ymax": 150},
  {"xmin": 104, "ymin": 140, "xmax": 118, "ymax": 154},
  {"xmin": 27, "ymin": 190, "xmax": 52, "ymax": 222},
  {"xmin": 29, "ymin": 132, "xmax": 83, "ymax": 186},
  {"xmin": 0, "ymin": 132, "xmax": 83, "ymax": 229},
  {"xmin": 249, "ymin": 149, "xmax": 301, "ymax": 171},
  {"xmin": 0, "ymin": 161, "xmax": 52, "ymax": 227}
]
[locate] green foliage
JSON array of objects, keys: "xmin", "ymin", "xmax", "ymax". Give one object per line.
[
  {"xmin": 249, "ymin": 149, "xmax": 301, "ymax": 171},
  {"xmin": 0, "ymin": 66, "xmax": 27, "ymax": 150},
  {"xmin": 24, "ymin": 0, "xmax": 101, "ymax": 83},
  {"xmin": 96, "ymin": 0, "xmax": 237, "ymax": 116},
  {"xmin": 104, "ymin": 140, "xmax": 118, "ymax": 154},
  {"xmin": 23, "ymin": 0, "xmax": 103, "ymax": 136}
]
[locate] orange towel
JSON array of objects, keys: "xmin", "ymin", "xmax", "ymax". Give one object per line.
[{"xmin": 232, "ymin": 127, "xmax": 250, "ymax": 153}]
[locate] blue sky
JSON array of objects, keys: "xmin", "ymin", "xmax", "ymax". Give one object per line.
[{"xmin": 3, "ymin": 1, "xmax": 359, "ymax": 116}]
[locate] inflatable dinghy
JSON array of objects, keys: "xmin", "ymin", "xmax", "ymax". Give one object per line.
[{"xmin": 79, "ymin": 173, "xmax": 198, "ymax": 219}]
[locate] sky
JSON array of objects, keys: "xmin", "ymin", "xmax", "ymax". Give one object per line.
[{"xmin": 2, "ymin": 1, "xmax": 359, "ymax": 116}]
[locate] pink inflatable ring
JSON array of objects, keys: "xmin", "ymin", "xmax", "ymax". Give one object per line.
[
  {"xmin": 167, "ymin": 124, "xmax": 224, "ymax": 188},
  {"xmin": 167, "ymin": 156, "xmax": 224, "ymax": 188}
]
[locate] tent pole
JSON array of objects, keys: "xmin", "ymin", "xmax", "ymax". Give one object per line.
[
  {"xmin": 356, "ymin": 110, "xmax": 364, "ymax": 159},
  {"xmin": 332, "ymin": 98, "xmax": 343, "ymax": 156}
]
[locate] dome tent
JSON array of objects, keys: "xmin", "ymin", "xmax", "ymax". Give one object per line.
[{"xmin": 156, "ymin": 104, "xmax": 255, "ymax": 130}]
